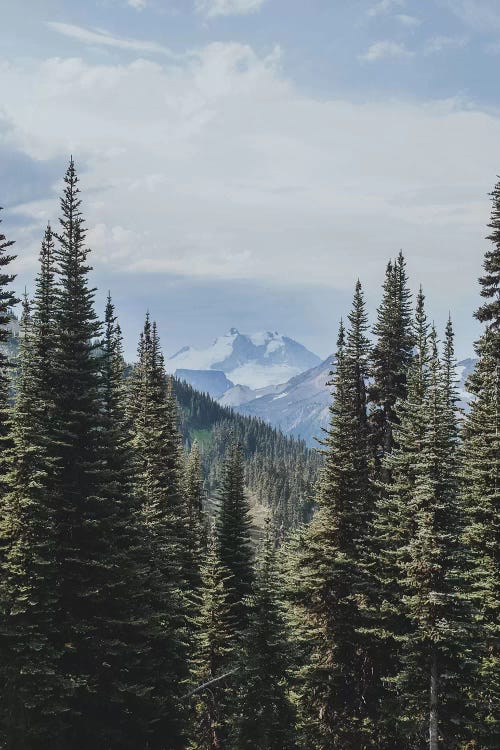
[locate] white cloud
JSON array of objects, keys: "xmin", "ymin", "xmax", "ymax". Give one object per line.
[
  {"xmin": 395, "ymin": 14, "xmax": 421, "ymax": 28},
  {"xmin": 46, "ymin": 22, "xmax": 178, "ymax": 57},
  {"xmin": 424, "ymin": 35, "xmax": 468, "ymax": 54},
  {"xmin": 0, "ymin": 39, "xmax": 498, "ymax": 307},
  {"xmin": 367, "ymin": 0, "xmax": 406, "ymax": 18},
  {"xmin": 359, "ymin": 40, "xmax": 413, "ymax": 61},
  {"xmin": 442, "ymin": 1, "xmax": 500, "ymax": 32},
  {"xmin": 127, "ymin": 0, "xmax": 148, "ymax": 9},
  {"xmin": 195, "ymin": 0, "xmax": 267, "ymax": 18}
]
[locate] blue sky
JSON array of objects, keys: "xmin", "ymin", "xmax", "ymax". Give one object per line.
[{"xmin": 1, "ymin": 0, "xmax": 500, "ymax": 359}]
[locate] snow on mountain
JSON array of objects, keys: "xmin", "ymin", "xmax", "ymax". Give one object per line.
[{"xmin": 167, "ymin": 328, "xmax": 321, "ymax": 389}]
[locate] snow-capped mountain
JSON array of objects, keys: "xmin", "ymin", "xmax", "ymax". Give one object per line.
[
  {"xmin": 167, "ymin": 328, "xmax": 321, "ymax": 390},
  {"xmin": 229, "ymin": 356, "xmax": 477, "ymax": 446}
]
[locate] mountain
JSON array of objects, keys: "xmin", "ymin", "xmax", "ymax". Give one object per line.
[
  {"xmin": 167, "ymin": 328, "xmax": 321, "ymax": 389},
  {"xmin": 234, "ymin": 355, "xmax": 333, "ymax": 446},
  {"xmin": 230, "ymin": 355, "xmax": 477, "ymax": 446},
  {"xmin": 175, "ymin": 368, "xmax": 234, "ymax": 399}
]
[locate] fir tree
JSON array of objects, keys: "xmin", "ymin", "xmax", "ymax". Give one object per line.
[
  {"xmin": 185, "ymin": 440, "xmax": 204, "ymax": 524},
  {"xmin": 369, "ymin": 252, "xmax": 414, "ymax": 477},
  {"xmin": 0, "ymin": 292, "xmax": 65, "ymax": 749},
  {"xmin": 292, "ymin": 282, "xmax": 377, "ymax": 749},
  {"xmin": 0, "ymin": 206, "xmax": 19, "ymax": 502},
  {"xmin": 369, "ymin": 288, "xmax": 431, "ymax": 745},
  {"xmin": 95, "ymin": 295, "xmax": 152, "ymax": 746},
  {"xmin": 217, "ymin": 441, "xmax": 254, "ymax": 635},
  {"xmin": 233, "ymin": 520, "xmax": 296, "ymax": 750},
  {"xmin": 188, "ymin": 524, "xmax": 236, "ymax": 750},
  {"xmin": 461, "ymin": 179, "xmax": 500, "ymax": 748},
  {"xmin": 45, "ymin": 160, "xmax": 148, "ymax": 748},
  {"xmin": 391, "ymin": 325, "xmax": 473, "ymax": 748},
  {"xmin": 128, "ymin": 314, "xmax": 189, "ymax": 749}
]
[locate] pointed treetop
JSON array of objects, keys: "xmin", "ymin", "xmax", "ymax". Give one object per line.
[{"xmin": 476, "ymin": 178, "xmax": 500, "ymax": 332}]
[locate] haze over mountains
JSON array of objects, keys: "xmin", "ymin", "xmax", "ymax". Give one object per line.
[{"xmin": 169, "ymin": 328, "xmax": 476, "ymax": 446}]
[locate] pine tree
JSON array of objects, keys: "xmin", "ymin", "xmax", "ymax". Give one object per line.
[
  {"xmin": 0, "ymin": 290, "xmax": 65, "ymax": 749},
  {"xmin": 461, "ymin": 179, "xmax": 500, "ymax": 748},
  {"xmin": 217, "ymin": 441, "xmax": 254, "ymax": 635},
  {"xmin": 95, "ymin": 295, "xmax": 152, "ymax": 746},
  {"xmin": 0, "ymin": 206, "xmax": 19, "ymax": 509},
  {"xmin": 369, "ymin": 288, "xmax": 430, "ymax": 745},
  {"xmin": 128, "ymin": 314, "xmax": 189, "ymax": 749},
  {"xmin": 188, "ymin": 525, "xmax": 236, "ymax": 750},
  {"xmin": 233, "ymin": 520, "xmax": 296, "ymax": 750},
  {"xmin": 369, "ymin": 252, "xmax": 414, "ymax": 477},
  {"xmin": 185, "ymin": 440, "xmax": 204, "ymax": 524},
  {"xmin": 43, "ymin": 160, "xmax": 150, "ymax": 748},
  {"xmin": 292, "ymin": 282, "xmax": 377, "ymax": 749},
  {"xmin": 390, "ymin": 324, "xmax": 473, "ymax": 748}
]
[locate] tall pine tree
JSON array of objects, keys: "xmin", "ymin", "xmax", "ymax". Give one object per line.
[
  {"xmin": 188, "ymin": 524, "xmax": 236, "ymax": 750},
  {"xmin": 233, "ymin": 520, "xmax": 296, "ymax": 750},
  {"xmin": 217, "ymin": 441, "xmax": 254, "ymax": 635},
  {"xmin": 292, "ymin": 281, "xmax": 377, "ymax": 749},
  {"xmin": 0, "ymin": 206, "xmax": 19, "ymax": 517},
  {"xmin": 389, "ymin": 324, "xmax": 473, "ymax": 748},
  {"xmin": 369, "ymin": 252, "xmax": 414, "ymax": 478},
  {"xmin": 128, "ymin": 314, "xmax": 189, "ymax": 749},
  {"xmin": 461, "ymin": 179, "xmax": 500, "ymax": 748}
]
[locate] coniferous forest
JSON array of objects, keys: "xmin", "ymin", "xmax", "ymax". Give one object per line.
[{"xmin": 0, "ymin": 159, "xmax": 498, "ymax": 750}]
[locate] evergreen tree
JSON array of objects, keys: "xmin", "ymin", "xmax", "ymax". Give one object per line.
[
  {"xmin": 95, "ymin": 295, "xmax": 152, "ymax": 746},
  {"xmin": 292, "ymin": 282, "xmax": 377, "ymax": 750},
  {"xmin": 188, "ymin": 525, "xmax": 235, "ymax": 750},
  {"xmin": 128, "ymin": 314, "xmax": 189, "ymax": 749},
  {"xmin": 0, "ymin": 291, "xmax": 65, "ymax": 749},
  {"xmin": 0, "ymin": 206, "xmax": 18, "ymax": 501},
  {"xmin": 369, "ymin": 289, "xmax": 430, "ymax": 745},
  {"xmin": 461, "ymin": 179, "xmax": 500, "ymax": 748},
  {"xmin": 390, "ymin": 325, "xmax": 473, "ymax": 748},
  {"xmin": 233, "ymin": 520, "xmax": 296, "ymax": 750},
  {"xmin": 369, "ymin": 252, "xmax": 414, "ymax": 477},
  {"xmin": 185, "ymin": 440, "xmax": 204, "ymax": 523},
  {"xmin": 39, "ymin": 160, "xmax": 149, "ymax": 748},
  {"xmin": 217, "ymin": 441, "xmax": 254, "ymax": 634}
]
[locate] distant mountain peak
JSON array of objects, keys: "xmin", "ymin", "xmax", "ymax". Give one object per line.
[{"xmin": 167, "ymin": 329, "xmax": 321, "ymax": 389}]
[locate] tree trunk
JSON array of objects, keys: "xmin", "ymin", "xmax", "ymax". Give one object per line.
[{"xmin": 429, "ymin": 651, "xmax": 439, "ymax": 750}]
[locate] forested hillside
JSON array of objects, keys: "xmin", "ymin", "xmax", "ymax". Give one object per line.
[
  {"xmin": 2, "ymin": 327, "xmax": 319, "ymax": 531},
  {"xmin": 0, "ymin": 161, "xmax": 498, "ymax": 750}
]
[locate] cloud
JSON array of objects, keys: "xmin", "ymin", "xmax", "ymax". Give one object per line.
[
  {"xmin": 395, "ymin": 14, "xmax": 421, "ymax": 28},
  {"xmin": 0, "ymin": 38, "xmax": 498, "ymax": 321},
  {"xmin": 359, "ymin": 40, "xmax": 413, "ymax": 61},
  {"xmin": 46, "ymin": 22, "xmax": 178, "ymax": 57},
  {"xmin": 442, "ymin": 1, "xmax": 500, "ymax": 32},
  {"xmin": 424, "ymin": 35, "xmax": 468, "ymax": 54},
  {"xmin": 127, "ymin": 0, "xmax": 148, "ymax": 9},
  {"xmin": 195, "ymin": 0, "xmax": 267, "ymax": 18},
  {"xmin": 367, "ymin": 0, "xmax": 406, "ymax": 18}
]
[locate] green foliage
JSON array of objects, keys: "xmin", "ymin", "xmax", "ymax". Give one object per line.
[
  {"xmin": 232, "ymin": 521, "xmax": 296, "ymax": 750},
  {"xmin": 369, "ymin": 251, "xmax": 414, "ymax": 476},
  {"xmin": 460, "ymin": 182, "xmax": 500, "ymax": 747},
  {"xmin": 291, "ymin": 284, "xmax": 379, "ymax": 750},
  {"xmin": 0, "ymin": 163, "xmax": 497, "ymax": 750},
  {"xmin": 128, "ymin": 314, "xmax": 190, "ymax": 749},
  {"xmin": 217, "ymin": 441, "xmax": 254, "ymax": 634},
  {"xmin": 188, "ymin": 525, "xmax": 236, "ymax": 750}
]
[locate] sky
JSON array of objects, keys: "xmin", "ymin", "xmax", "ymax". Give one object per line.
[{"xmin": 1, "ymin": 0, "xmax": 500, "ymax": 360}]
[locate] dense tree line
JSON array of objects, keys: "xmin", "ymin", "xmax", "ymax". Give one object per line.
[{"xmin": 0, "ymin": 162, "xmax": 497, "ymax": 749}]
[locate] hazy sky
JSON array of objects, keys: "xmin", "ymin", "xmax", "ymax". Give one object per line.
[{"xmin": 1, "ymin": 0, "xmax": 500, "ymax": 359}]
